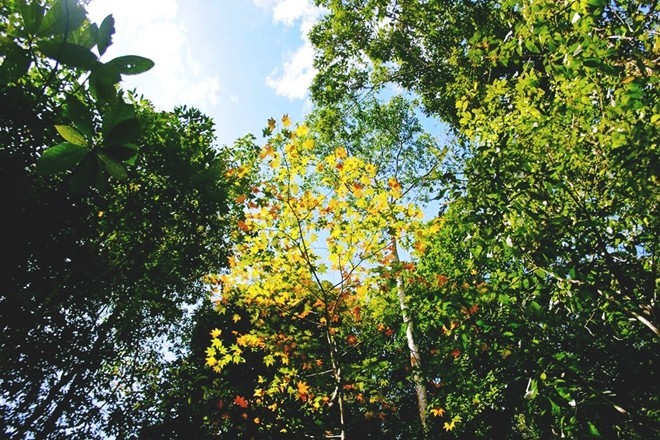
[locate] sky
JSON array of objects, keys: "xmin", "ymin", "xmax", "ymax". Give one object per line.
[{"xmin": 86, "ymin": 0, "xmax": 324, "ymax": 146}]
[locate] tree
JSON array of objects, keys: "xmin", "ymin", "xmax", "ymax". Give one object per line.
[
  {"xmin": 205, "ymin": 117, "xmax": 438, "ymax": 437},
  {"xmin": 1, "ymin": 1, "xmax": 237, "ymax": 436},
  {"xmin": 311, "ymin": 0, "xmax": 658, "ymax": 437}
]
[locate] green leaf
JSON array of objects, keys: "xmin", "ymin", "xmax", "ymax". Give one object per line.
[
  {"xmin": 36, "ymin": 142, "xmax": 90, "ymax": 175},
  {"xmin": 98, "ymin": 152, "xmax": 127, "ymax": 180},
  {"xmin": 55, "ymin": 125, "xmax": 87, "ymax": 146},
  {"xmin": 89, "ymin": 64, "xmax": 122, "ymax": 103},
  {"xmin": 97, "ymin": 14, "xmax": 115, "ymax": 56},
  {"xmin": 37, "ymin": 0, "xmax": 86, "ymax": 37},
  {"xmin": 37, "ymin": 41, "xmax": 98, "ymax": 69},
  {"xmin": 0, "ymin": 45, "xmax": 31, "ymax": 84},
  {"xmin": 102, "ymin": 101, "xmax": 135, "ymax": 137},
  {"xmin": 104, "ymin": 144, "xmax": 139, "ymax": 162},
  {"xmin": 71, "ymin": 23, "xmax": 99, "ymax": 49},
  {"xmin": 64, "ymin": 95, "xmax": 94, "ymax": 140},
  {"xmin": 105, "ymin": 55, "xmax": 154, "ymax": 75},
  {"xmin": 587, "ymin": 422, "xmax": 602, "ymax": 437},
  {"xmin": 104, "ymin": 118, "xmax": 142, "ymax": 145},
  {"xmin": 69, "ymin": 154, "xmax": 99, "ymax": 193},
  {"xmin": 17, "ymin": 0, "xmax": 44, "ymax": 35}
]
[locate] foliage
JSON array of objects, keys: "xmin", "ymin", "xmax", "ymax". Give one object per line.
[
  {"xmin": 0, "ymin": 1, "xmax": 236, "ymax": 437},
  {"xmin": 312, "ymin": 0, "xmax": 659, "ymax": 438},
  {"xmin": 205, "ymin": 117, "xmax": 440, "ymax": 437}
]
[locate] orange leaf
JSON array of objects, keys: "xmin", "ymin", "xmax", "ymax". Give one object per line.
[
  {"xmin": 297, "ymin": 381, "xmax": 310, "ymax": 401},
  {"xmin": 430, "ymin": 407, "xmax": 446, "ymax": 417},
  {"xmin": 234, "ymin": 395, "xmax": 249, "ymax": 408}
]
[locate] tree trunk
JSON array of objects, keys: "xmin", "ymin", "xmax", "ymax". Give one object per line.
[{"xmin": 391, "ymin": 236, "xmax": 428, "ymax": 433}]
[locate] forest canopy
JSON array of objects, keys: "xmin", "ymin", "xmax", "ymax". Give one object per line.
[{"xmin": 1, "ymin": 0, "xmax": 657, "ymax": 438}]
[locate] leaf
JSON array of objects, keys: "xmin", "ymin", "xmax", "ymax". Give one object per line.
[
  {"xmin": 430, "ymin": 407, "xmax": 446, "ymax": 417},
  {"xmin": 69, "ymin": 154, "xmax": 99, "ymax": 193},
  {"xmin": 588, "ymin": 422, "xmax": 602, "ymax": 437},
  {"xmin": 17, "ymin": 0, "xmax": 44, "ymax": 35},
  {"xmin": 36, "ymin": 142, "xmax": 89, "ymax": 175},
  {"xmin": 89, "ymin": 64, "xmax": 122, "ymax": 103},
  {"xmin": 104, "ymin": 118, "xmax": 142, "ymax": 146},
  {"xmin": 297, "ymin": 381, "xmax": 310, "ymax": 400},
  {"xmin": 71, "ymin": 23, "xmax": 99, "ymax": 50},
  {"xmin": 97, "ymin": 15, "xmax": 115, "ymax": 56},
  {"xmin": 233, "ymin": 395, "xmax": 249, "ymax": 408},
  {"xmin": 37, "ymin": 0, "xmax": 86, "ymax": 37},
  {"xmin": 37, "ymin": 41, "xmax": 98, "ymax": 69},
  {"xmin": 105, "ymin": 55, "xmax": 154, "ymax": 75},
  {"xmin": 0, "ymin": 45, "xmax": 31, "ymax": 84},
  {"xmin": 102, "ymin": 102, "xmax": 136, "ymax": 137},
  {"xmin": 98, "ymin": 152, "xmax": 127, "ymax": 180},
  {"xmin": 64, "ymin": 95, "xmax": 94, "ymax": 140},
  {"xmin": 55, "ymin": 125, "xmax": 87, "ymax": 146}
]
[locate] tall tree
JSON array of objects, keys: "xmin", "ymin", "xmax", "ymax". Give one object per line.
[
  {"xmin": 1, "ymin": 1, "xmax": 237, "ymax": 436},
  {"xmin": 311, "ymin": 0, "xmax": 659, "ymax": 437},
  {"xmin": 308, "ymin": 94, "xmax": 446, "ymax": 432},
  {"xmin": 206, "ymin": 117, "xmax": 435, "ymax": 438}
]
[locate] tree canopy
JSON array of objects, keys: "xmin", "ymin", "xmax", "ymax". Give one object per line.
[{"xmin": 1, "ymin": 0, "xmax": 657, "ymax": 438}]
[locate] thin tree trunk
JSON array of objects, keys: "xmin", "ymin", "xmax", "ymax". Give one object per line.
[
  {"xmin": 325, "ymin": 326, "xmax": 345, "ymax": 440},
  {"xmin": 391, "ymin": 236, "xmax": 428, "ymax": 433}
]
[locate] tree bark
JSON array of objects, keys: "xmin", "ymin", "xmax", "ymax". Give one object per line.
[{"xmin": 391, "ymin": 236, "xmax": 428, "ymax": 433}]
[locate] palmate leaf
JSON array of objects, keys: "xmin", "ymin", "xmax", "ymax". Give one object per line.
[{"xmin": 36, "ymin": 142, "xmax": 90, "ymax": 175}]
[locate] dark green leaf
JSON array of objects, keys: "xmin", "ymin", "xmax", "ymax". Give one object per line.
[
  {"xmin": 98, "ymin": 152, "xmax": 127, "ymax": 180},
  {"xmin": 37, "ymin": 41, "xmax": 98, "ymax": 69},
  {"xmin": 104, "ymin": 118, "xmax": 142, "ymax": 145},
  {"xmin": 0, "ymin": 45, "xmax": 31, "ymax": 84},
  {"xmin": 37, "ymin": 0, "xmax": 86, "ymax": 37},
  {"xmin": 102, "ymin": 101, "xmax": 135, "ymax": 137},
  {"xmin": 89, "ymin": 64, "xmax": 122, "ymax": 103},
  {"xmin": 97, "ymin": 14, "xmax": 115, "ymax": 56},
  {"xmin": 104, "ymin": 144, "xmax": 139, "ymax": 162},
  {"xmin": 64, "ymin": 94, "xmax": 94, "ymax": 140},
  {"xmin": 69, "ymin": 154, "xmax": 99, "ymax": 193},
  {"xmin": 17, "ymin": 0, "xmax": 44, "ymax": 35},
  {"xmin": 36, "ymin": 142, "xmax": 90, "ymax": 175},
  {"xmin": 105, "ymin": 55, "xmax": 154, "ymax": 75}
]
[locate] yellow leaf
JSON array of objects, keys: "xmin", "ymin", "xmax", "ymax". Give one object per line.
[
  {"xmin": 232, "ymin": 313, "xmax": 241, "ymax": 323},
  {"xmin": 297, "ymin": 381, "xmax": 310, "ymax": 400},
  {"xmin": 205, "ymin": 356, "xmax": 218, "ymax": 367},
  {"xmin": 282, "ymin": 114, "xmax": 291, "ymax": 127},
  {"xmin": 210, "ymin": 328, "xmax": 221, "ymax": 338},
  {"xmin": 296, "ymin": 124, "xmax": 309, "ymax": 137}
]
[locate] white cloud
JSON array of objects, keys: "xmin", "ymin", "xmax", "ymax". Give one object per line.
[
  {"xmin": 255, "ymin": 0, "xmax": 324, "ymax": 100},
  {"xmin": 86, "ymin": 0, "xmax": 220, "ymax": 112},
  {"xmin": 266, "ymin": 42, "xmax": 316, "ymax": 100}
]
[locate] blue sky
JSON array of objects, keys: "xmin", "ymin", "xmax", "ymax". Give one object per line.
[{"xmin": 87, "ymin": 0, "xmax": 323, "ymax": 146}]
